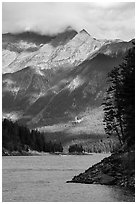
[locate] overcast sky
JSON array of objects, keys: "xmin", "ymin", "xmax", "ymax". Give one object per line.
[{"xmin": 2, "ymin": 2, "xmax": 135, "ymax": 41}]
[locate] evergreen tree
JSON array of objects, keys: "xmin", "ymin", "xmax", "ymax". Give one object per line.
[
  {"xmin": 103, "ymin": 43, "xmax": 135, "ymax": 148},
  {"xmin": 2, "ymin": 119, "xmax": 64, "ymax": 153},
  {"xmin": 68, "ymin": 144, "xmax": 84, "ymax": 153},
  {"xmin": 120, "ymin": 44, "xmax": 135, "ymax": 146}
]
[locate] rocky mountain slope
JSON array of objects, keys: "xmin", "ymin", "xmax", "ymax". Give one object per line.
[{"xmin": 2, "ymin": 28, "xmax": 134, "ymax": 144}]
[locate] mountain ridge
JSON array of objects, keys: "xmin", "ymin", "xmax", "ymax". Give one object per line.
[{"xmin": 2, "ymin": 29, "xmax": 134, "ymax": 145}]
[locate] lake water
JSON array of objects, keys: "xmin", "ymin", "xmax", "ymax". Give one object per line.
[{"xmin": 2, "ymin": 154, "xmax": 135, "ymax": 202}]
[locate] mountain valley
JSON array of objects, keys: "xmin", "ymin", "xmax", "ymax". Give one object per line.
[{"xmin": 2, "ymin": 28, "xmax": 134, "ymax": 147}]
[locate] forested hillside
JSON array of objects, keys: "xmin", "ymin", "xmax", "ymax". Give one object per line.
[
  {"xmin": 69, "ymin": 43, "xmax": 135, "ymax": 190},
  {"xmin": 103, "ymin": 43, "xmax": 135, "ymax": 149},
  {"xmin": 2, "ymin": 118, "xmax": 63, "ymax": 155}
]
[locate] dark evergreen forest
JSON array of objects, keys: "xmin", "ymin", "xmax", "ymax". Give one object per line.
[
  {"xmin": 2, "ymin": 118, "xmax": 63, "ymax": 153},
  {"xmin": 103, "ymin": 43, "xmax": 135, "ymax": 150}
]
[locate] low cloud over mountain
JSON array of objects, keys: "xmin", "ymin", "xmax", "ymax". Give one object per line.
[
  {"xmin": 2, "ymin": 29, "xmax": 134, "ymax": 132},
  {"xmin": 3, "ymin": 2, "xmax": 135, "ymax": 41},
  {"xmin": 2, "ymin": 3, "xmax": 135, "ymax": 146}
]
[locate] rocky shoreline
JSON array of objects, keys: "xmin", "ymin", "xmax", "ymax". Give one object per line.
[{"xmin": 67, "ymin": 151, "xmax": 135, "ymax": 192}]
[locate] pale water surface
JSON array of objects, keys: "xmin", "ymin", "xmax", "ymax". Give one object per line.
[{"xmin": 2, "ymin": 154, "xmax": 135, "ymax": 202}]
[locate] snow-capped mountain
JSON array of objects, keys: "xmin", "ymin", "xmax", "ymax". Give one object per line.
[{"xmin": 2, "ymin": 28, "xmax": 134, "ymax": 136}]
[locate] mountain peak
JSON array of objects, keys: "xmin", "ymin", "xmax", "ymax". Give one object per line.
[{"xmin": 79, "ymin": 29, "xmax": 90, "ymax": 36}]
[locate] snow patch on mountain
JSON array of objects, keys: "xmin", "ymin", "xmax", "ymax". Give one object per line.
[
  {"xmin": 68, "ymin": 76, "xmax": 84, "ymax": 91},
  {"xmin": 2, "ymin": 50, "xmax": 17, "ymax": 71},
  {"xmin": 3, "ymin": 111, "xmax": 23, "ymax": 121}
]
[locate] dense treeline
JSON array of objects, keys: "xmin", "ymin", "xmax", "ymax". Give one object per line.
[
  {"xmin": 68, "ymin": 138, "xmax": 120, "ymax": 154},
  {"xmin": 103, "ymin": 43, "xmax": 135, "ymax": 149},
  {"xmin": 86, "ymin": 139, "xmax": 120, "ymax": 153},
  {"xmin": 68, "ymin": 144, "xmax": 84, "ymax": 153},
  {"xmin": 2, "ymin": 118, "xmax": 63, "ymax": 153}
]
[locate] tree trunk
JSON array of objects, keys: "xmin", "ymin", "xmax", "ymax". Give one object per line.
[{"xmin": 115, "ymin": 126, "xmax": 123, "ymax": 146}]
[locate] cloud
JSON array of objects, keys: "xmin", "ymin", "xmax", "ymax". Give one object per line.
[{"xmin": 2, "ymin": 2, "xmax": 135, "ymax": 41}]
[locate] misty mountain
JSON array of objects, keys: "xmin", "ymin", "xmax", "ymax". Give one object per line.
[
  {"xmin": 2, "ymin": 29, "xmax": 77, "ymax": 53},
  {"xmin": 2, "ymin": 29, "xmax": 134, "ymax": 142}
]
